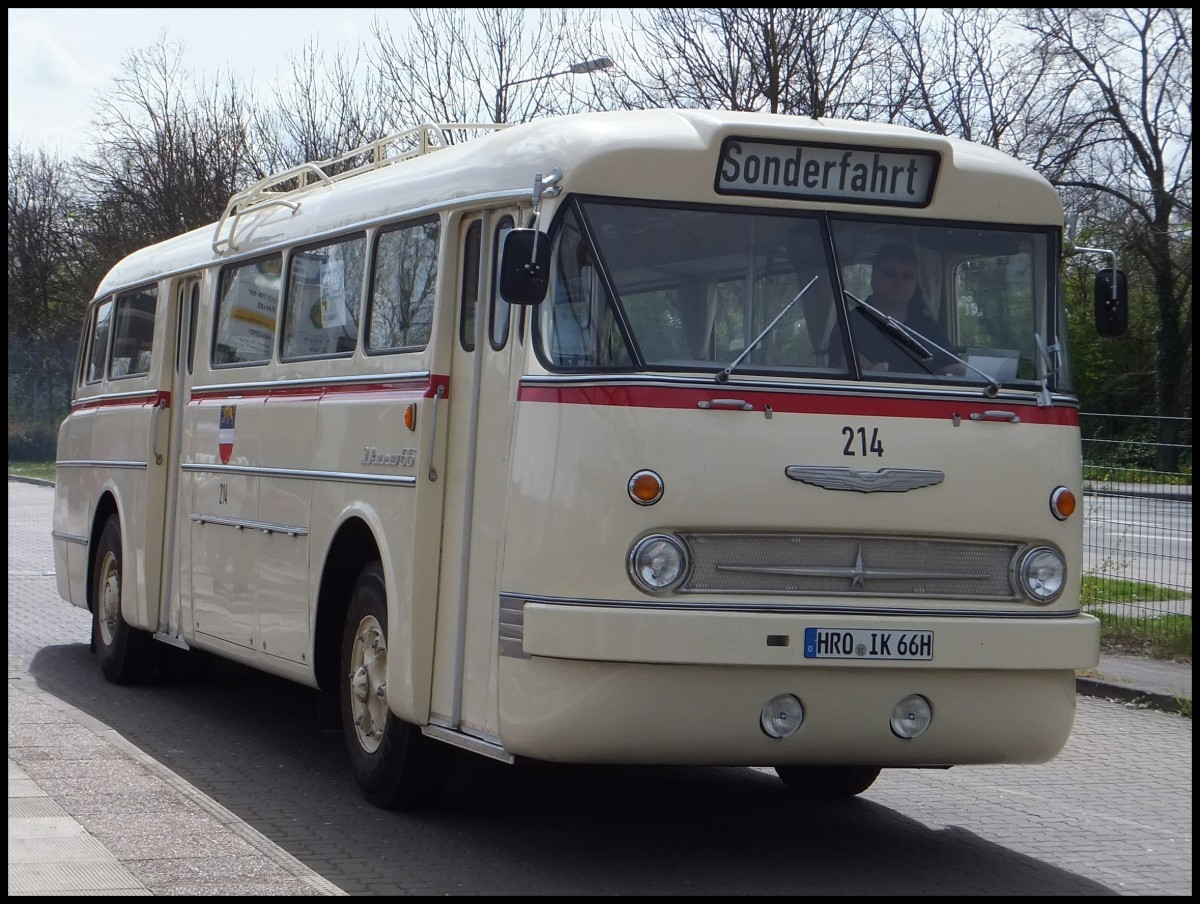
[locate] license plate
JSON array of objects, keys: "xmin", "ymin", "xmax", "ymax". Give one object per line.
[{"xmin": 803, "ymin": 627, "xmax": 933, "ymax": 661}]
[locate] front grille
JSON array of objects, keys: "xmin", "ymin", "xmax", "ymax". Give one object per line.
[{"xmin": 679, "ymin": 533, "xmax": 1021, "ymax": 600}]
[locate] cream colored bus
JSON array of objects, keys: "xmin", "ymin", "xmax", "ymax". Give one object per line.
[{"xmin": 52, "ymin": 109, "xmax": 1128, "ymax": 808}]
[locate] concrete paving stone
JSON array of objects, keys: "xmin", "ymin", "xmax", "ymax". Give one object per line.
[
  {"xmin": 124, "ymin": 850, "xmax": 334, "ymax": 884},
  {"xmin": 85, "ymin": 818, "xmax": 270, "ymax": 861},
  {"xmin": 9, "ymin": 797, "xmax": 70, "ymax": 819},
  {"xmin": 9, "ymin": 776, "xmax": 46, "ymax": 797},
  {"xmin": 8, "ymin": 815, "xmax": 89, "ymax": 839},
  {"xmin": 43, "ymin": 787, "xmax": 208, "ymax": 819},
  {"xmin": 8, "ymin": 860, "xmax": 146, "ymax": 894},
  {"xmin": 9, "ymin": 722, "xmax": 122, "ymax": 755},
  {"xmin": 9, "ymin": 834, "xmax": 116, "ymax": 863},
  {"xmin": 143, "ymin": 877, "xmax": 338, "ymax": 896},
  {"xmin": 12, "ymin": 762, "xmax": 164, "ymax": 801}
]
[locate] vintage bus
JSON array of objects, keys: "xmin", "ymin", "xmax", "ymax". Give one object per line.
[{"xmin": 52, "ymin": 109, "xmax": 1127, "ymax": 808}]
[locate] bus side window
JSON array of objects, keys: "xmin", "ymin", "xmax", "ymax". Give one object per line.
[
  {"xmin": 187, "ymin": 284, "xmax": 199, "ymax": 375},
  {"xmin": 489, "ymin": 216, "xmax": 515, "ymax": 350},
  {"xmin": 459, "ymin": 220, "xmax": 482, "ymax": 351},
  {"xmin": 367, "ymin": 218, "xmax": 440, "ymax": 352},
  {"xmin": 109, "ymin": 286, "xmax": 159, "ymax": 379},
  {"xmin": 84, "ymin": 298, "xmax": 114, "ymax": 384},
  {"xmin": 281, "ymin": 234, "xmax": 365, "ymax": 360},
  {"xmin": 213, "ymin": 255, "xmax": 282, "ymax": 366}
]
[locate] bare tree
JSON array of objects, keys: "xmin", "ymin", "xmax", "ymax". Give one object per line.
[
  {"xmin": 1021, "ymin": 8, "xmax": 1192, "ymax": 470},
  {"xmin": 618, "ymin": 8, "xmax": 887, "ymax": 117},
  {"xmin": 369, "ymin": 8, "xmax": 614, "ymax": 126},
  {"xmin": 7, "ymin": 146, "xmax": 88, "ymax": 426},
  {"xmin": 80, "ymin": 35, "xmax": 258, "ymax": 253},
  {"xmin": 878, "ymin": 9, "xmax": 1065, "ymax": 153},
  {"xmin": 252, "ymin": 40, "xmax": 394, "ymax": 178}
]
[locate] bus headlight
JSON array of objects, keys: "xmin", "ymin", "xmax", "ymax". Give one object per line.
[
  {"xmin": 1018, "ymin": 546, "xmax": 1066, "ymax": 603},
  {"xmin": 628, "ymin": 534, "xmax": 688, "ymax": 594}
]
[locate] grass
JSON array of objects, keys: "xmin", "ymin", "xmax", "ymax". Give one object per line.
[
  {"xmin": 8, "ymin": 460, "xmax": 57, "ymax": 482},
  {"xmin": 1082, "ymin": 574, "xmax": 1192, "ymax": 661},
  {"xmin": 1089, "ymin": 610, "xmax": 1192, "ymax": 661},
  {"xmin": 1081, "ymin": 575, "xmax": 1192, "ymax": 661},
  {"xmin": 1082, "ymin": 464, "xmax": 1192, "ymax": 486}
]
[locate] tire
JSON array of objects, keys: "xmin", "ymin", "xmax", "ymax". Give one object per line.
[
  {"xmin": 340, "ymin": 562, "xmax": 449, "ymax": 810},
  {"xmin": 774, "ymin": 765, "xmax": 882, "ymax": 798},
  {"xmin": 91, "ymin": 515, "xmax": 155, "ymax": 684}
]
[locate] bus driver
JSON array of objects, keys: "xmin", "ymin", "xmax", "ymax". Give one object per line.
[{"xmin": 845, "ymin": 243, "xmax": 967, "ymax": 376}]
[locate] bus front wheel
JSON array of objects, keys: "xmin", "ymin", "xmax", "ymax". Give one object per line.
[
  {"xmin": 774, "ymin": 765, "xmax": 882, "ymax": 798},
  {"xmin": 91, "ymin": 515, "xmax": 155, "ymax": 684},
  {"xmin": 340, "ymin": 562, "xmax": 448, "ymax": 809}
]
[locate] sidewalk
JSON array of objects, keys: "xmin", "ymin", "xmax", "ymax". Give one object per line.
[
  {"xmin": 8, "ymin": 669, "xmax": 346, "ymax": 896},
  {"xmin": 10, "ymin": 657, "xmax": 1189, "ymax": 898},
  {"xmin": 1079, "ymin": 651, "xmax": 1192, "ymax": 713}
]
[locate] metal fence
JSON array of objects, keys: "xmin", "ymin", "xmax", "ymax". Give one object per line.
[{"xmin": 1080, "ymin": 413, "xmax": 1192, "ymax": 648}]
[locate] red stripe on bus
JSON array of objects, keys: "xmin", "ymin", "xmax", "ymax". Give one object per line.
[
  {"xmin": 71, "ymin": 390, "xmax": 170, "ymax": 412},
  {"xmin": 516, "ymin": 383, "xmax": 1079, "ymax": 426}
]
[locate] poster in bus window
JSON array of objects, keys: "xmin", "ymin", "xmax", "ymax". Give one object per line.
[
  {"xmin": 219, "ymin": 259, "xmax": 280, "ymax": 362},
  {"xmin": 289, "ymin": 253, "xmax": 352, "ymax": 356}
]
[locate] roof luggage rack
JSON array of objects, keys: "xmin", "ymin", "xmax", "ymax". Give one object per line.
[{"xmin": 212, "ymin": 122, "xmax": 509, "ymax": 254}]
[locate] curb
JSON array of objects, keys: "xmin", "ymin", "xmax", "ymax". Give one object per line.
[
  {"xmin": 1074, "ymin": 676, "xmax": 1190, "ymax": 715},
  {"xmin": 7, "ymin": 475, "xmax": 54, "ymax": 487},
  {"xmin": 1083, "ymin": 483, "xmax": 1191, "ymax": 502}
]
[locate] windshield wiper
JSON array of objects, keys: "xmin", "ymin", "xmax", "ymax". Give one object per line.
[
  {"xmin": 717, "ymin": 276, "xmax": 819, "ymax": 383},
  {"xmin": 850, "ymin": 294, "xmax": 933, "ymax": 361},
  {"xmin": 846, "ymin": 292, "xmax": 1001, "ymax": 398}
]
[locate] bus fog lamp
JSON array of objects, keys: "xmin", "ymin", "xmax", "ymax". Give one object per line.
[
  {"xmin": 890, "ymin": 695, "xmax": 932, "ymax": 739},
  {"xmin": 760, "ymin": 694, "xmax": 804, "ymax": 739},
  {"xmin": 1019, "ymin": 546, "xmax": 1066, "ymax": 602},
  {"xmin": 628, "ymin": 534, "xmax": 687, "ymax": 594}
]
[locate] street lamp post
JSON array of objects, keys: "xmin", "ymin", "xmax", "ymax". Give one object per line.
[{"xmin": 494, "ymin": 56, "xmax": 614, "ymax": 123}]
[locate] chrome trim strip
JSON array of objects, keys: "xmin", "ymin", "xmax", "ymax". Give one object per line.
[
  {"xmin": 55, "ymin": 459, "xmax": 146, "ymax": 470},
  {"xmin": 71, "ymin": 388, "xmax": 160, "ymax": 404},
  {"xmin": 180, "ymin": 462, "xmax": 417, "ymax": 487},
  {"xmin": 784, "ymin": 466, "xmax": 945, "ymax": 493},
  {"xmin": 499, "ymin": 592, "xmax": 1081, "ymax": 620},
  {"xmin": 190, "ymin": 513, "xmax": 309, "ymax": 536},
  {"xmin": 518, "ymin": 373, "xmax": 1074, "ymax": 405},
  {"xmin": 716, "ymin": 564, "xmax": 985, "ymax": 581},
  {"xmin": 51, "ymin": 530, "xmax": 88, "ymax": 546},
  {"xmin": 190, "ymin": 370, "xmax": 432, "ymax": 395},
  {"xmin": 498, "ymin": 597, "xmax": 529, "ymax": 659},
  {"xmin": 422, "ymin": 724, "xmax": 514, "ymax": 763}
]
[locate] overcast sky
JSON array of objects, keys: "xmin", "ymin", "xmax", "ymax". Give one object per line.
[{"xmin": 7, "ymin": 8, "xmax": 411, "ymax": 154}]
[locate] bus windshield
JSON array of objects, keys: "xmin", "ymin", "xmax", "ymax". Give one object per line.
[{"xmin": 538, "ymin": 198, "xmax": 1063, "ymax": 390}]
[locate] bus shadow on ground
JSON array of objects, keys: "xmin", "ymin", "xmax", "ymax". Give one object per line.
[{"xmin": 27, "ymin": 643, "xmax": 1119, "ymax": 897}]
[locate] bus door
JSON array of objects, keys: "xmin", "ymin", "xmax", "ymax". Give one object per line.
[
  {"xmin": 154, "ymin": 277, "xmax": 201, "ymax": 644},
  {"xmin": 431, "ymin": 211, "xmax": 522, "ymax": 739}
]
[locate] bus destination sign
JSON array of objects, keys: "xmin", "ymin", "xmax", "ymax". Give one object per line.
[{"xmin": 715, "ymin": 137, "xmax": 939, "ymax": 207}]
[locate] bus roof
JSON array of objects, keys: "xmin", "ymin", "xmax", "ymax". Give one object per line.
[{"xmin": 95, "ymin": 108, "xmax": 1063, "ymax": 299}]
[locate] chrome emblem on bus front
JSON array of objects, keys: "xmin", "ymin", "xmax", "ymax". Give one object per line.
[{"xmin": 784, "ymin": 466, "xmax": 944, "ymax": 493}]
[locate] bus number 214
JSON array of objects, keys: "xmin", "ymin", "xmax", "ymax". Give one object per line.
[{"xmin": 842, "ymin": 426, "xmax": 884, "ymax": 457}]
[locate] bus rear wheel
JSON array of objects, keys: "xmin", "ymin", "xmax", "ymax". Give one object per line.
[
  {"xmin": 340, "ymin": 562, "xmax": 448, "ymax": 810},
  {"xmin": 91, "ymin": 515, "xmax": 155, "ymax": 684},
  {"xmin": 774, "ymin": 765, "xmax": 882, "ymax": 798}
]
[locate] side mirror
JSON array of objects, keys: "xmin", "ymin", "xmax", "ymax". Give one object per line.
[
  {"xmin": 499, "ymin": 228, "xmax": 551, "ymax": 305},
  {"xmin": 1094, "ymin": 268, "xmax": 1128, "ymax": 338}
]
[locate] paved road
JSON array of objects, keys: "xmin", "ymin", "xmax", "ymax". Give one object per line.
[{"xmin": 9, "ymin": 480, "xmax": 1192, "ymax": 895}]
